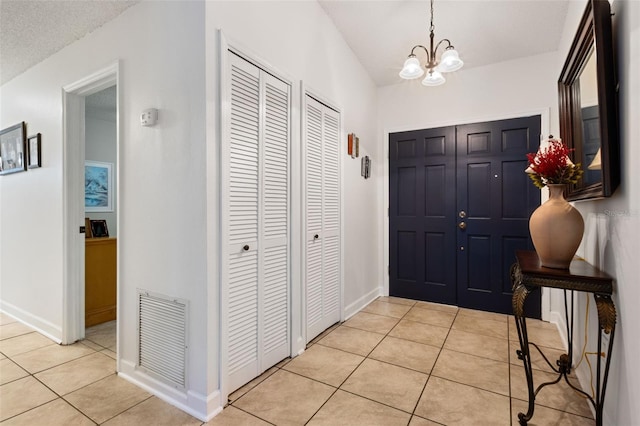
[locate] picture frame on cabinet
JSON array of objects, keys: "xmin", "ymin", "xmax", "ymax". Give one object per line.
[
  {"xmin": 85, "ymin": 161, "xmax": 113, "ymax": 212},
  {"xmin": 348, "ymin": 133, "xmax": 354, "ymax": 156},
  {"xmin": 85, "ymin": 218, "xmax": 93, "ymax": 238},
  {"xmin": 0, "ymin": 122, "xmax": 27, "ymax": 175},
  {"xmin": 90, "ymin": 219, "xmax": 109, "ymax": 238},
  {"xmin": 355, "ymin": 136, "xmax": 360, "ymax": 157},
  {"xmin": 27, "ymin": 133, "xmax": 42, "ymax": 169}
]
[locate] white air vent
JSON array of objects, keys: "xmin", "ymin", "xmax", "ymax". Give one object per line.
[{"xmin": 137, "ymin": 290, "xmax": 188, "ymax": 389}]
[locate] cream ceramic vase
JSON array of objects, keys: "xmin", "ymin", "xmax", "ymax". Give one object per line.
[{"xmin": 529, "ymin": 184, "xmax": 584, "ymax": 269}]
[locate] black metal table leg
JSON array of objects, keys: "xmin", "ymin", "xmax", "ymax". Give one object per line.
[
  {"xmin": 510, "ymin": 253, "xmax": 615, "ymax": 426},
  {"xmin": 594, "ymin": 293, "xmax": 617, "ymax": 426},
  {"xmin": 514, "ymin": 310, "xmax": 535, "ymax": 425}
]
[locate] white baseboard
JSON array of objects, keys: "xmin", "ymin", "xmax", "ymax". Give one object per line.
[
  {"xmin": 118, "ymin": 359, "xmax": 222, "ymax": 422},
  {"xmin": 548, "ymin": 310, "xmax": 569, "ymax": 352},
  {"xmin": 0, "ymin": 301, "xmax": 62, "ymax": 344},
  {"xmin": 343, "ymin": 286, "xmax": 381, "ymax": 321}
]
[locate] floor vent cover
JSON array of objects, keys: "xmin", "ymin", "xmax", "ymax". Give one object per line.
[{"xmin": 137, "ymin": 290, "xmax": 188, "ymax": 389}]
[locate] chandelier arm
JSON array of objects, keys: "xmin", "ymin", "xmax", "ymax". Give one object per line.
[
  {"xmin": 434, "ymin": 39, "xmax": 453, "ymax": 56},
  {"xmin": 410, "ymin": 45, "xmax": 431, "ymax": 63}
]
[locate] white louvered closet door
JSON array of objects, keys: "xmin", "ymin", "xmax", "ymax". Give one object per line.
[
  {"xmin": 305, "ymin": 95, "xmax": 341, "ymax": 342},
  {"xmin": 226, "ymin": 52, "xmax": 290, "ymax": 393}
]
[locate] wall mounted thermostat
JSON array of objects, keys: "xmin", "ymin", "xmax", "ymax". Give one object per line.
[{"xmin": 140, "ymin": 108, "xmax": 158, "ymax": 127}]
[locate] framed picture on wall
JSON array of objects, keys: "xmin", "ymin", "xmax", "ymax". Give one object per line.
[
  {"xmin": 27, "ymin": 133, "xmax": 42, "ymax": 169},
  {"xmin": 90, "ymin": 219, "xmax": 109, "ymax": 238},
  {"xmin": 0, "ymin": 122, "xmax": 27, "ymax": 175},
  {"xmin": 85, "ymin": 161, "xmax": 113, "ymax": 212}
]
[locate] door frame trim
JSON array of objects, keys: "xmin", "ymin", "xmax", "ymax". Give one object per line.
[
  {"xmin": 62, "ymin": 62, "xmax": 120, "ymax": 347},
  {"xmin": 382, "ymin": 108, "xmax": 551, "ymax": 320}
]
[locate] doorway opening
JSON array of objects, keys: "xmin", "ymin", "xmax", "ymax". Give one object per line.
[
  {"xmin": 62, "ymin": 64, "xmax": 119, "ymax": 353},
  {"xmin": 83, "ymin": 86, "xmax": 118, "ymax": 351}
]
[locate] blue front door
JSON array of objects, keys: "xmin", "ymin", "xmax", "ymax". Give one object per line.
[{"xmin": 390, "ymin": 116, "xmax": 541, "ymax": 317}]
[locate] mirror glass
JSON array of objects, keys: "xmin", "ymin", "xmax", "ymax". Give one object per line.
[{"xmin": 578, "ymin": 47, "xmax": 601, "ymax": 187}]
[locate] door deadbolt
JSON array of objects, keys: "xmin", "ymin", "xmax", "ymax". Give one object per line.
[{"xmin": 459, "ymin": 210, "xmax": 467, "ymax": 218}]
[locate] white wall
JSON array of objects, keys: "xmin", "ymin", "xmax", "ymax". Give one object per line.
[
  {"xmin": 206, "ymin": 0, "xmax": 380, "ymax": 333},
  {"xmin": 85, "ymin": 100, "xmax": 117, "ymax": 236},
  {"xmin": 1, "ymin": 1, "xmax": 209, "ymax": 419},
  {"xmin": 2, "ymin": 0, "xmax": 380, "ymax": 421},
  {"xmin": 556, "ymin": 1, "xmax": 640, "ymax": 424},
  {"xmin": 378, "ymin": 51, "xmax": 559, "ymax": 134}
]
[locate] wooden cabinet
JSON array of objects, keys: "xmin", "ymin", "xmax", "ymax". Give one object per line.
[{"xmin": 85, "ymin": 238, "xmax": 116, "ymax": 327}]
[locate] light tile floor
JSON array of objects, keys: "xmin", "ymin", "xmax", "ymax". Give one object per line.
[{"xmin": 0, "ymin": 298, "xmax": 595, "ymax": 425}]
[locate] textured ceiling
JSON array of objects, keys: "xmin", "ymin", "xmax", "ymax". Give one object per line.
[
  {"xmin": 319, "ymin": 0, "xmax": 570, "ymax": 87},
  {"xmin": 0, "ymin": 0, "xmax": 137, "ymax": 85},
  {"xmin": 0, "ymin": 0, "xmax": 570, "ymax": 88}
]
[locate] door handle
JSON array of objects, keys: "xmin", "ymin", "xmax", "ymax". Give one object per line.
[
  {"xmin": 458, "ymin": 222, "xmax": 466, "ymax": 230},
  {"xmin": 314, "ymin": 234, "xmax": 319, "ymax": 240},
  {"xmin": 243, "ymin": 245, "xmax": 250, "ymax": 251}
]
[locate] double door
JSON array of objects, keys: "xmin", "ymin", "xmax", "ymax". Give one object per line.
[
  {"xmin": 304, "ymin": 95, "xmax": 341, "ymax": 342},
  {"xmin": 389, "ymin": 116, "xmax": 541, "ymax": 316},
  {"xmin": 224, "ymin": 52, "xmax": 291, "ymax": 392}
]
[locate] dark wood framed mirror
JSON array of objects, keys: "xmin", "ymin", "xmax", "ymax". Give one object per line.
[{"xmin": 558, "ymin": 0, "xmax": 619, "ymax": 201}]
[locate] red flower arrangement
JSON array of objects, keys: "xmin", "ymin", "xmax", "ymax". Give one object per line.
[{"xmin": 525, "ymin": 138, "xmax": 583, "ymax": 188}]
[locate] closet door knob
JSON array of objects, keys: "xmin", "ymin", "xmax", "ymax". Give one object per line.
[
  {"xmin": 243, "ymin": 245, "xmax": 250, "ymax": 251},
  {"xmin": 314, "ymin": 234, "xmax": 319, "ymax": 240}
]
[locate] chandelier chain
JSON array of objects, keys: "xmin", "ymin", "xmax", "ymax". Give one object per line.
[{"xmin": 429, "ymin": 0, "xmax": 435, "ymax": 32}]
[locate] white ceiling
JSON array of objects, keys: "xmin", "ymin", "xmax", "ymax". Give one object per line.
[
  {"xmin": 319, "ymin": 0, "xmax": 570, "ymax": 87},
  {"xmin": 0, "ymin": 0, "xmax": 137, "ymax": 85},
  {"xmin": 0, "ymin": 0, "xmax": 570, "ymax": 88}
]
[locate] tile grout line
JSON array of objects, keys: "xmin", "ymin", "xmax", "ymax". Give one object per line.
[
  {"xmin": 95, "ymin": 394, "xmax": 155, "ymax": 425},
  {"xmin": 0, "ymin": 325, "xmax": 118, "ymax": 425},
  {"xmin": 410, "ymin": 304, "xmax": 461, "ymax": 424},
  {"xmin": 230, "ymin": 404, "xmax": 278, "ymax": 425},
  {"xmin": 304, "ymin": 298, "xmax": 420, "ymax": 424}
]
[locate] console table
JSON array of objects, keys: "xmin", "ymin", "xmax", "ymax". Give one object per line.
[{"xmin": 511, "ymin": 250, "xmax": 615, "ymax": 426}]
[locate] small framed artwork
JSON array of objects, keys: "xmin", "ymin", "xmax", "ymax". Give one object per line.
[
  {"xmin": 90, "ymin": 219, "xmax": 109, "ymax": 238},
  {"xmin": 0, "ymin": 122, "xmax": 27, "ymax": 175},
  {"xmin": 347, "ymin": 133, "xmax": 354, "ymax": 156},
  {"xmin": 27, "ymin": 133, "xmax": 42, "ymax": 169},
  {"xmin": 355, "ymin": 136, "xmax": 360, "ymax": 158},
  {"xmin": 85, "ymin": 161, "xmax": 113, "ymax": 212},
  {"xmin": 362, "ymin": 155, "xmax": 371, "ymax": 179}
]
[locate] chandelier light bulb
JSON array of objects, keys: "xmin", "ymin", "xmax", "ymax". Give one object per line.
[
  {"xmin": 399, "ymin": 56, "xmax": 425, "ymax": 79},
  {"xmin": 422, "ymin": 70, "xmax": 446, "ymax": 86},
  {"xmin": 438, "ymin": 48, "xmax": 464, "ymax": 73}
]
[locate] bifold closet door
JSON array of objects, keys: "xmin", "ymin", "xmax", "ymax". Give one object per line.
[
  {"xmin": 226, "ymin": 52, "xmax": 290, "ymax": 393},
  {"xmin": 305, "ymin": 95, "xmax": 341, "ymax": 342}
]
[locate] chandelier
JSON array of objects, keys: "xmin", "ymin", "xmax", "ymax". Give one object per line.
[{"xmin": 399, "ymin": 0, "xmax": 464, "ymax": 86}]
